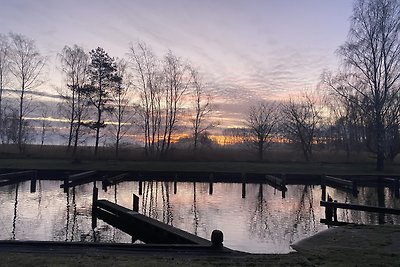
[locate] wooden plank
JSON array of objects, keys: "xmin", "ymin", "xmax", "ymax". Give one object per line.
[
  {"xmin": 61, "ymin": 171, "xmax": 97, "ymax": 188},
  {"xmin": 320, "ymin": 219, "xmax": 353, "ymax": 226},
  {"xmin": 0, "ymin": 171, "xmax": 36, "ymax": 187},
  {"xmin": 320, "ymin": 201, "xmax": 400, "ymax": 215},
  {"xmin": 265, "ymin": 175, "xmax": 287, "ymax": 192},
  {"xmin": 325, "ymin": 175, "xmax": 352, "ymax": 187},
  {"xmin": 0, "ymin": 170, "xmax": 36, "ymax": 180},
  {"xmin": 102, "ymin": 173, "xmax": 129, "ymax": 188},
  {"xmin": 94, "ymin": 200, "xmax": 212, "ymax": 246},
  {"xmin": 68, "ymin": 171, "xmax": 97, "ymax": 180}
]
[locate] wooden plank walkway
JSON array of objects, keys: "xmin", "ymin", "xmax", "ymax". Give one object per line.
[{"xmin": 93, "ymin": 199, "xmax": 213, "ymax": 246}]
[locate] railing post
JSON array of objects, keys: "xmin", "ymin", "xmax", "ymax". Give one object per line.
[
  {"xmin": 321, "ymin": 174, "xmax": 326, "ymax": 201},
  {"xmin": 138, "ymin": 180, "xmax": 143, "ymax": 195},
  {"xmin": 92, "ymin": 186, "xmax": 98, "ymax": 229},
  {"xmin": 132, "ymin": 194, "xmax": 139, "ymax": 212},
  {"xmin": 352, "ymin": 179, "xmax": 358, "ymax": 198}
]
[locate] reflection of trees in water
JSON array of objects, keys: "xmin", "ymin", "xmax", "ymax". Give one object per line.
[
  {"xmin": 142, "ymin": 181, "xmax": 174, "ymax": 226},
  {"xmin": 142, "ymin": 181, "xmax": 159, "ymax": 219},
  {"xmin": 161, "ymin": 182, "xmax": 173, "ymax": 225},
  {"xmin": 192, "ymin": 182, "xmax": 199, "ymax": 235},
  {"xmin": 288, "ymin": 185, "xmax": 317, "ymax": 243},
  {"xmin": 249, "ymin": 184, "xmax": 273, "ymax": 240},
  {"xmin": 12, "ymin": 183, "xmax": 19, "ymax": 240},
  {"xmin": 248, "ymin": 184, "xmax": 318, "ymax": 245}
]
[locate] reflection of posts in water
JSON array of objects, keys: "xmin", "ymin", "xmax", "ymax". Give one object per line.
[
  {"xmin": 378, "ymin": 185, "xmax": 385, "ymax": 224},
  {"xmin": 114, "ymin": 184, "xmax": 117, "ymax": 204},
  {"xmin": 65, "ymin": 187, "xmax": 70, "ymax": 241},
  {"xmin": 12, "ymin": 183, "xmax": 19, "ymax": 240},
  {"xmin": 192, "ymin": 182, "xmax": 199, "ymax": 235},
  {"xmin": 241, "ymin": 173, "xmax": 246, "ymax": 198},
  {"xmin": 92, "ymin": 186, "xmax": 98, "ymax": 229}
]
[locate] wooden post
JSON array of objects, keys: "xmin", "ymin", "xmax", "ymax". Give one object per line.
[
  {"xmin": 352, "ymin": 179, "xmax": 358, "ymax": 198},
  {"xmin": 139, "ymin": 181, "xmax": 143, "ymax": 195},
  {"xmin": 92, "ymin": 186, "xmax": 98, "ymax": 229},
  {"xmin": 281, "ymin": 173, "xmax": 286, "ymax": 199},
  {"xmin": 321, "ymin": 174, "xmax": 326, "ymax": 201},
  {"xmin": 63, "ymin": 176, "xmax": 69, "ymax": 193},
  {"xmin": 333, "ymin": 200, "xmax": 338, "ymax": 222},
  {"xmin": 211, "ymin": 230, "xmax": 223, "ymax": 249},
  {"xmin": 241, "ymin": 173, "xmax": 246, "ymax": 198},
  {"xmin": 325, "ymin": 195, "xmax": 333, "ymax": 222},
  {"xmin": 132, "ymin": 194, "xmax": 139, "ymax": 212},
  {"xmin": 174, "ymin": 181, "xmax": 177, "ymax": 194},
  {"xmin": 30, "ymin": 177, "xmax": 36, "ymax": 193},
  {"xmin": 209, "ymin": 173, "xmax": 214, "ymax": 195},
  {"xmin": 394, "ymin": 178, "xmax": 399, "ymax": 199}
]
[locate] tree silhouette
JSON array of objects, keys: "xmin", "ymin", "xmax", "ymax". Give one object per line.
[{"xmin": 83, "ymin": 47, "xmax": 121, "ymax": 156}]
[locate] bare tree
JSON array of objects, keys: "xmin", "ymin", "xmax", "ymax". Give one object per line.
[
  {"xmin": 39, "ymin": 103, "xmax": 52, "ymax": 147},
  {"xmin": 129, "ymin": 42, "xmax": 163, "ymax": 158},
  {"xmin": 244, "ymin": 102, "xmax": 279, "ymax": 160},
  {"xmin": 282, "ymin": 94, "xmax": 321, "ymax": 161},
  {"xmin": 109, "ymin": 59, "xmax": 135, "ymax": 159},
  {"xmin": 58, "ymin": 45, "xmax": 89, "ymax": 152},
  {"xmin": 8, "ymin": 33, "xmax": 45, "ymax": 152},
  {"xmin": 190, "ymin": 69, "xmax": 214, "ymax": 151},
  {"xmin": 160, "ymin": 51, "xmax": 192, "ymax": 156},
  {"xmin": 329, "ymin": 0, "xmax": 400, "ymax": 171},
  {"xmin": 83, "ymin": 47, "xmax": 120, "ymax": 156},
  {"xmin": 0, "ymin": 34, "xmax": 10, "ymax": 143}
]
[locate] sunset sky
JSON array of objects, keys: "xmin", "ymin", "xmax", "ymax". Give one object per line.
[{"xmin": 0, "ymin": 0, "xmax": 354, "ymax": 127}]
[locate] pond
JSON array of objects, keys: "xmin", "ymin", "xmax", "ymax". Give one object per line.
[{"xmin": 0, "ymin": 180, "xmax": 399, "ymax": 253}]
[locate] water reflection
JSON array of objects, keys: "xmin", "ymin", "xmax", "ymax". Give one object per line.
[{"xmin": 0, "ymin": 180, "xmax": 399, "ymax": 253}]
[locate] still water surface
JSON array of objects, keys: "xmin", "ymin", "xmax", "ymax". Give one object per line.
[{"xmin": 0, "ymin": 180, "xmax": 399, "ymax": 253}]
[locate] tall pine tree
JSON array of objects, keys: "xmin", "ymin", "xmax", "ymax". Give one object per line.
[{"xmin": 83, "ymin": 47, "xmax": 121, "ymax": 156}]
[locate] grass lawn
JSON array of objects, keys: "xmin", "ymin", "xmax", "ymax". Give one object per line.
[{"xmin": 0, "ymin": 158, "xmax": 399, "ymax": 176}]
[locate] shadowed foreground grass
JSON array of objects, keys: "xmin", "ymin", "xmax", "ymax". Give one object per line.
[
  {"xmin": 0, "ymin": 252, "xmax": 311, "ymax": 267},
  {"xmin": 2, "ymin": 225, "xmax": 400, "ymax": 267}
]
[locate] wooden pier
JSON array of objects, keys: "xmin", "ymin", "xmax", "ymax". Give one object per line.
[
  {"xmin": 321, "ymin": 175, "xmax": 358, "ymax": 200},
  {"xmin": 0, "ymin": 170, "xmax": 37, "ymax": 189},
  {"xmin": 93, "ymin": 199, "xmax": 225, "ymax": 248},
  {"xmin": 60, "ymin": 171, "xmax": 97, "ymax": 191},
  {"xmin": 320, "ymin": 200, "xmax": 400, "ymax": 225},
  {"xmin": 101, "ymin": 172, "xmax": 129, "ymax": 191}
]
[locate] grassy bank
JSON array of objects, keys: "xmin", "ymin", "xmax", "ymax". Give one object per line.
[{"xmin": 0, "ymin": 158, "xmax": 400, "ymax": 176}]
